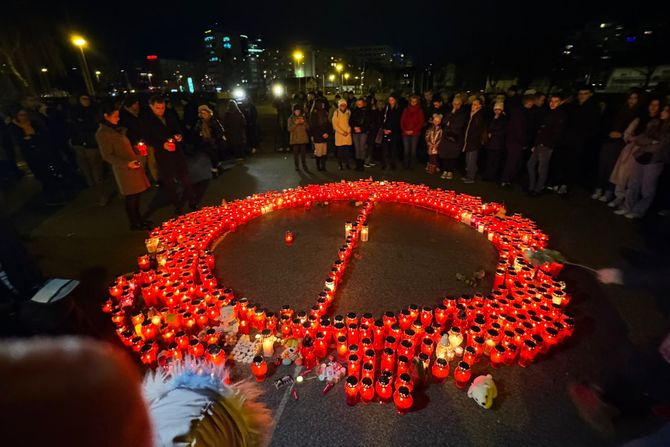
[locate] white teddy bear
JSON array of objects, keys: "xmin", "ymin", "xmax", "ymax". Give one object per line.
[{"xmin": 467, "ymin": 374, "xmax": 497, "ymax": 409}]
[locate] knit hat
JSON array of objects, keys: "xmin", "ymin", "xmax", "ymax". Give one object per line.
[
  {"xmin": 338, "ymin": 99, "xmax": 348, "ymax": 106},
  {"xmin": 198, "ymin": 104, "xmax": 213, "ymax": 115},
  {"xmin": 432, "ymin": 113, "xmax": 443, "ymax": 121},
  {"xmin": 493, "ymin": 101, "xmax": 504, "ymax": 111}
]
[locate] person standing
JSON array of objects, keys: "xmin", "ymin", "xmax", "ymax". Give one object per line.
[
  {"xmin": 400, "ymin": 95, "xmax": 425, "ymax": 170},
  {"xmin": 461, "ymin": 98, "xmax": 487, "ymax": 183},
  {"xmin": 350, "ymin": 98, "xmax": 370, "ymax": 171},
  {"xmin": 482, "ymin": 101, "xmax": 507, "ymax": 181},
  {"xmin": 222, "ymin": 100, "xmax": 247, "ymax": 161},
  {"xmin": 140, "ymin": 95, "xmax": 197, "ymax": 214},
  {"xmin": 616, "ymin": 105, "xmax": 670, "ymax": 219},
  {"xmin": 8, "ymin": 107, "xmax": 65, "ymax": 206},
  {"xmin": 527, "ymin": 93, "xmax": 566, "ymax": 195},
  {"xmin": 381, "ymin": 94, "xmax": 402, "ymax": 170},
  {"xmin": 272, "ymin": 94, "xmax": 291, "ymax": 152},
  {"xmin": 309, "ymin": 99, "xmax": 330, "ymax": 171},
  {"xmin": 119, "ymin": 96, "xmax": 158, "ymax": 183},
  {"xmin": 288, "ymin": 105, "xmax": 310, "ymax": 171},
  {"xmin": 194, "ymin": 105, "xmax": 226, "ymax": 177},
  {"xmin": 70, "ymin": 94, "xmax": 106, "ymax": 205},
  {"xmin": 439, "ymin": 95, "xmax": 467, "ymax": 179},
  {"xmin": 552, "ymin": 86, "xmax": 601, "ymax": 195},
  {"xmin": 332, "ymin": 99, "xmax": 353, "ymax": 170},
  {"xmin": 500, "ymin": 94, "xmax": 535, "ymax": 187},
  {"xmin": 239, "ymin": 99, "xmax": 259, "ymax": 155},
  {"xmin": 96, "ymin": 102, "xmax": 151, "ymax": 230},
  {"xmin": 592, "ymin": 90, "xmax": 641, "ymax": 202},
  {"xmin": 425, "ymin": 113, "xmax": 445, "ymax": 174}
]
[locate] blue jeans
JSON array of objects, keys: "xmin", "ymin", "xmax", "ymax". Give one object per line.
[
  {"xmin": 625, "ymin": 161, "xmax": 665, "ymax": 216},
  {"xmin": 352, "ymin": 133, "xmax": 367, "ymax": 160},
  {"xmin": 402, "ymin": 135, "xmax": 420, "ymax": 169},
  {"xmin": 527, "ymin": 146, "xmax": 553, "ymax": 193},
  {"xmin": 465, "ymin": 150, "xmax": 478, "ymax": 180}
]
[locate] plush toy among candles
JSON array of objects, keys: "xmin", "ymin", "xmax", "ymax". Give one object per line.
[{"xmin": 103, "ymin": 180, "xmax": 574, "ymax": 413}]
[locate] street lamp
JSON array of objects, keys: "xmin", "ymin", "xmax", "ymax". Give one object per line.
[
  {"xmin": 71, "ymin": 34, "xmax": 94, "ymax": 95},
  {"xmin": 293, "ymin": 49, "xmax": 304, "ymax": 91},
  {"xmin": 94, "ymin": 70, "xmax": 101, "ymax": 83},
  {"xmin": 335, "ymin": 63, "xmax": 344, "ymax": 89},
  {"xmin": 344, "ymin": 73, "xmax": 350, "ymax": 89},
  {"xmin": 147, "ymin": 72, "xmax": 153, "ymax": 86}
]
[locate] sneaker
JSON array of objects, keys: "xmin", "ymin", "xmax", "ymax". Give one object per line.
[
  {"xmin": 590, "ymin": 189, "xmax": 603, "ymax": 200},
  {"xmin": 364, "ymin": 163, "xmax": 372, "ymax": 168},
  {"xmin": 613, "ymin": 208, "xmax": 628, "ymax": 215},
  {"xmin": 500, "ymin": 182, "xmax": 511, "ymax": 188},
  {"xmin": 547, "ymin": 185, "xmax": 558, "ymax": 192},
  {"xmin": 607, "ymin": 199, "xmax": 620, "ymax": 208},
  {"xmin": 368, "ymin": 161, "xmax": 376, "ymax": 167},
  {"xmin": 558, "ymin": 184, "xmax": 568, "ymax": 195},
  {"xmin": 462, "ymin": 178, "xmax": 475, "ymax": 184},
  {"xmin": 440, "ymin": 171, "xmax": 449, "ymax": 179},
  {"xmin": 658, "ymin": 209, "xmax": 669, "ymax": 217},
  {"xmin": 598, "ymin": 195, "xmax": 610, "ymax": 203},
  {"xmin": 624, "ymin": 212, "xmax": 640, "ymax": 219}
]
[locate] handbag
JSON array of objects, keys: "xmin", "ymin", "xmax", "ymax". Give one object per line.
[{"xmin": 374, "ymin": 128, "xmax": 384, "ymax": 145}]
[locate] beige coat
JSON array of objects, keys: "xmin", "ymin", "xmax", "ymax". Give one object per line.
[
  {"xmin": 96, "ymin": 123, "xmax": 150, "ymax": 196},
  {"xmin": 287, "ymin": 115, "xmax": 310, "ymax": 145},
  {"xmin": 332, "ymin": 109, "xmax": 352, "ymax": 146}
]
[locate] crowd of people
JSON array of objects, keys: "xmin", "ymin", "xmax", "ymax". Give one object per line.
[
  {"xmin": 274, "ymin": 86, "xmax": 670, "ymax": 219},
  {"xmin": 0, "ymin": 93, "xmax": 261, "ymax": 228}
]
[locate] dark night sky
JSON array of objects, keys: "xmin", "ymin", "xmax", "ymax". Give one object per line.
[{"xmin": 3, "ymin": 0, "xmax": 659, "ymax": 66}]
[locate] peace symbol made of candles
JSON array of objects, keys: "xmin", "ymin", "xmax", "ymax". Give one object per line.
[{"xmin": 103, "ymin": 180, "xmax": 573, "ymax": 412}]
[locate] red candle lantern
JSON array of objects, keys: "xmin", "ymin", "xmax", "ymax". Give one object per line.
[
  {"xmin": 463, "ymin": 345, "xmax": 478, "ymax": 365},
  {"xmin": 395, "ymin": 372, "xmax": 414, "ymax": 392},
  {"xmin": 347, "ymin": 354, "xmax": 361, "ymax": 378},
  {"xmin": 360, "ymin": 312, "xmax": 374, "ymax": 328},
  {"xmin": 420, "ymin": 306, "xmax": 433, "ymax": 327},
  {"xmin": 490, "ymin": 344, "xmax": 506, "ymax": 368},
  {"xmin": 359, "ymin": 376, "xmax": 374, "ymax": 403},
  {"xmin": 347, "ymin": 323, "xmax": 359, "ymax": 346},
  {"xmin": 408, "ymin": 304, "xmax": 419, "ymax": 321},
  {"xmin": 175, "ymin": 331, "xmax": 189, "ymax": 351},
  {"xmin": 398, "ymin": 310, "xmax": 412, "ymax": 331},
  {"xmin": 137, "ymin": 255, "xmax": 151, "ymax": 271},
  {"xmin": 238, "ymin": 319, "xmax": 250, "ymax": 335},
  {"xmin": 518, "ymin": 340, "xmax": 537, "ymax": 367},
  {"xmin": 206, "ymin": 344, "xmax": 225, "ymax": 366},
  {"xmin": 396, "ymin": 355, "xmax": 409, "ymax": 376},
  {"xmin": 140, "ymin": 320, "xmax": 158, "ymax": 341},
  {"xmin": 420, "ymin": 337, "xmax": 435, "ymax": 357},
  {"xmin": 284, "ymin": 231, "xmax": 293, "ymax": 244},
  {"xmin": 345, "ymin": 375, "xmax": 359, "ymax": 406},
  {"xmin": 381, "ymin": 348, "xmax": 395, "ymax": 373},
  {"xmin": 383, "ymin": 311, "xmax": 397, "ymax": 332},
  {"xmin": 301, "ymin": 337, "xmax": 317, "ymax": 370},
  {"xmin": 361, "ymin": 362, "xmax": 375, "ymax": 381},
  {"xmin": 376, "ymin": 375, "xmax": 393, "ymax": 402},
  {"xmin": 314, "ymin": 332, "xmax": 328, "ymax": 359},
  {"xmin": 188, "ymin": 339, "xmax": 205, "ymax": 358},
  {"xmin": 384, "ymin": 335, "xmax": 398, "ymax": 351},
  {"xmin": 393, "ymin": 386, "xmax": 413, "ymax": 415},
  {"xmin": 251, "ymin": 355, "xmax": 268, "ymax": 382},
  {"xmin": 373, "ymin": 320, "xmax": 385, "ymax": 351},
  {"xmin": 140, "ymin": 342, "xmax": 158, "ymax": 365},
  {"xmin": 434, "ymin": 304, "xmax": 448, "ymax": 327},
  {"xmin": 504, "ymin": 342, "xmax": 518, "ymax": 366},
  {"xmin": 336, "ymin": 336, "xmax": 348, "ymax": 361},
  {"xmin": 454, "ymin": 361, "xmax": 472, "ymax": 389},
  {"xmin": 431, "ymin": 357, "xmax": 450, "ymax": 383}
]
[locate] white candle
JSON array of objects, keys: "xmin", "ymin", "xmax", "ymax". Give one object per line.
[
  {"xmin": 361, "ymin": 225, "xmax": 369, "ymax": 242},
  {"xmin": 262, "ymin": 336, "xmax": 275, "ymax": 357}
]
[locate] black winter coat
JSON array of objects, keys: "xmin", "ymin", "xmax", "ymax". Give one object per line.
[
  {"xmin": 485, "ymin": 115, "xmax": 507, "ymax": 151},
  {"xmin": 441, "ymin": 107, "xmax": 468, "ymax": 159},
  {"xmin": 349, "ymin": 107, "xmax": 370, "ymax": 133},
  {"xmin": 534, "ymin": 107, "xmax": 565, "ymax": 148},
  {"xmin": 119, "ymin": 108, "xmax": 142, "ymax": 146},
  {"xmin": 505, "ymin": 105, "xmax": 531, "ymax": 149},
  {"xmin": 562, "ymin": 97, "xmax": 601, "ymax": 149},
  {"xmin": 382, "ymin": 105, "xmax": 402, "ymax": 134},
  {"xmin": 69, "ymin": 104, "xmax": 100, "ymax": 147},
  {"xmin": 309, "ymin": 109, "xmax": 331, "ymax": 143},
  {"xmin": 139, "ymin": 111, "xmax": 187, "ymax": 176},
  {"xmin": 462, "ymin": 110, "xmax": 488, "ymax": 153}
]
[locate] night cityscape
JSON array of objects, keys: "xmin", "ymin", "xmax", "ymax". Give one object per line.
[{"xmin": 0, "ymin": 1, "xmax": 669, "ymax": 446}]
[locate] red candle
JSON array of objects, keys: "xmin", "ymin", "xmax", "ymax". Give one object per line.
[
  {"xmin": 398, "ymin": 339, "xmax": 414, "ymax": 359},
  {"xmin": 518, "ymin": 340, "xmax": 537, "ymax": 367},
  {"xmin": 176, "ymin": 331, "xmax": 189, "ymax": 351},
  {"xmin": 504, "ymin": 342, "xmax": 518, "ymax": 366},
  {"xmin": 381, "ymin": 348, "xmax": 395, "ymax": 373},
  {"xmin": 420, "ymin": 337, "xmax": 435, "ymax": 357},
  {"xmin": 140, "ymin": 342, "xmax": 158, "ymax": 365},
  {"xmin": 463, "ymin": 345, "xmax": 477, "ymax": 365},
  {"xmin": 431, "ymin": 357, "xmax": 450, "ymax": 383},
  {"xmin": 347, "ymin": 354, "xmax": 360, "ymax": 378},
  {"xmin": 362, "ymin": 362, "xmax": 375, "ymax": 381},
  {"xmin": 344, "ymin": 375, "xmax": 359, "ymax": 406},
  {"xmin": 188, "ymin": 339, "xmax": 205, "ymax": 358},
  {"xmin": 383, "ymin": 311, "xmax": 397, "ymax": 331},
  {"xmin": 384, "ymin": 335, "xmax": 398, "ymax": 351},
  {"xmin": 301, "ymin": 338, "xmax": 317, "ymax": 370},
  {"xmin": 336, "ymin": 336, "xmax": 348, "ymax": 361},
  {"xmin": 420, "ymin": 306, "xmax": 433, "ymax": 327},
  {"xmin": 251, "ymin": 355, "xmax": 268, "ymax": 382},
  {"xmin": 373, "ymin": 320, "xmax": 385, "ymax": 351},
  {"xmin": 140, "ymin": 320, "xmax": 157, "ymax": 340},
  {"xmin": 395, "ymin": 372, "xmax": 414, "ymax": 392},
  {"xmin": 239, "ymin": 319, "xmax": 250, "ymax": 335},
  {"xmin": 434, "ymin": 304, "xmax": 448, "ymax": 327},
  {"xmin": 206, "ymin": 344, "xmax": 225, "ymax": 366},
  {"xmin": 398, "ymin": 310, "xmax": 412, "ymax": 330},
  {"xmin": 490, "ymin": 344, "xmax": 506, "ymax": 368},
  {"xmin": 347, "ymin": 323, "xmax": 359, "ymax": 346},
  {"xmin": 454, "ymin": 361, "xmax": 471, "ymax": 389},
  {"xmin": 137, "ymin": 255, "xmax": 151, "ymax": 271},
  {"xmin": 284, "ymin": 231, "xmax": 293, "ymax": 244},
  {"xmin": 396, "ymin": 355, "xmax": 409, "ymax": 376},
  {"xmin": 376, "ymin": 375, "xmax": 393, "ymax": 402},
  {"xmin": 359, "ymin": 377, "xmax": 374, "ymax": 403},
  {"xmin": 393, "ymin": 386, "xmax": 413, "ymax": 415}
]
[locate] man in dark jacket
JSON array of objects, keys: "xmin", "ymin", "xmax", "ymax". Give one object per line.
[
  {"xmin": 552, "ymin": 86, "xmax": 601, "ymax": 194},
  {"xmin": 501, "ymin": 94, "xmax": 535, "ymax": 186},
  {"xmin": 272, "ymin": 95, "xmax": 292, "ymax": 152},
  {"xmin": 140, "ymin": 95, "xmax": 197, "ymax": 214},
  {"xmin": 482, "ymin": 101, "xmax": 507, "ymax": 181},
  {"xmin": 70, "ymin": 94, "xmax": 106, "ymax": 204},
  {"xmin": 350, "ymin": 98, "xmax": 370, "ymax": 171},
  {"xmin": 527, "ymin": 93, "xmax": 566, "ymax": 195},
  {"xmin": 462, "ymin": 98, "xmax": 487, "ymax": 183}
]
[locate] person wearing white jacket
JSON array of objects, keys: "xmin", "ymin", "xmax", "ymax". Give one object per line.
[{"xmin": 332, "ymin": 99, "xmax": 353, "ymax": 170}]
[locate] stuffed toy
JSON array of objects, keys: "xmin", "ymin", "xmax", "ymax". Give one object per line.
[
  {"xmin": 280, "ymin": 338, "xmax": 300, "ymax": 365},
  {"xmin": 467, "ymin": 374, "xmax": 497, "ymax": 409}
]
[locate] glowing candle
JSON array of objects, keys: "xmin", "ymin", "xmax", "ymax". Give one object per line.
[
  {"xmin": 518, "ymin": 340, "xmax": 537, "ymax": 367},
  {"xmin": 376, "ymin": 375, "xmax": 393, "ymax": 402},
  {"xmin": 453, "ymin": 361, "xmax": 471, "ymax": 389},
  {"xmin": 188, "ymin": 339, "xmax": 205, "ymax": 358},
  {"xmin": 251, "ymin": 355, "xmax": 268, "ymax": 382},
  {"xmin": 344, "ymin": 221, "xmax": 353, "ymax": 237},
  {"xmin": 285, "ymin": 231, "xmax": 293, "ymax": 244},
  {"xmin": 396, "ymin": 355, "xmax": 409, "ymax": 376},
  {"xmin": 360, "ymin": 224, "xmax": 369, "ymax": 242},
  {"xmin": 262, "ymin": 330, "xmax": 275, "ymax": 357},
  {"xmin": 420, "ymin": 337, "xmax": 435, "ymax": 357},
  {"xmin": 137, "ymin": 255, "xmax": 151, "ymax": 271},
  {"xmin": 431, "ymin": 357, "xmax": 450, "ymax": 383},
  {"xmin": 393, "ymin": 386, "xmax": 413, "ymax": 415},
  {"xmin": 345, "ymin": 375, "xmax": 359, "ymax": 406},
  {"xmin": 362, "ymin": 362, "xmax": 375, "ymax": 381},
  {"xmin": 336, "ymin": 336, "xmax": 348, "ymax": 361},
  {"xmin": 206, "ymin": 344, "xmax": 225, "ymax": 366},
  {"xmin": 359, "ymin": 377, "xmax": 374, "ymax": 403},
  {"xmin": 347, "ymin": 354, "xmax": 361, "ymax": 378},
  {"xmin": 490, "ymin": 344, "xmax": 506, "ymax": 368}
]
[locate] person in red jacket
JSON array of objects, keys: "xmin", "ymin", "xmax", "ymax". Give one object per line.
[{"xmin": 400, "ymin": 95, "xmax": 425, "ymax": 169}]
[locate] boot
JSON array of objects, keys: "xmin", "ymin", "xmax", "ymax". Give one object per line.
[
  {"xmin": 355, "ymin": 159, "xmax": 364, "ymax": 171},
  {"xmin": 321, "ymin": 156, "xmax": 327, "ymax": 171},
  {"xmin": 315, "ymin": 157, "xmax": 321, "ymax": 171}
]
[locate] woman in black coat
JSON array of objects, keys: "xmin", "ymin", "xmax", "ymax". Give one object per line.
[
  {"xmin": 381, "ymin": 94, "xmax": 403, "ymax": 170},
  {"xmin": 483, "ymin": 102, "xmax": 508, "ymax": 181},
  {"xmin": 439, "ymin": 95, "xmax": 467, "ymax": 179},
  {"xmin": 222, "ymin": 100, "xmax": 247, "ymax": 159},
  {"xmin": 309, "ymin": 100, "xmax": 331, "ymax": 171}
]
